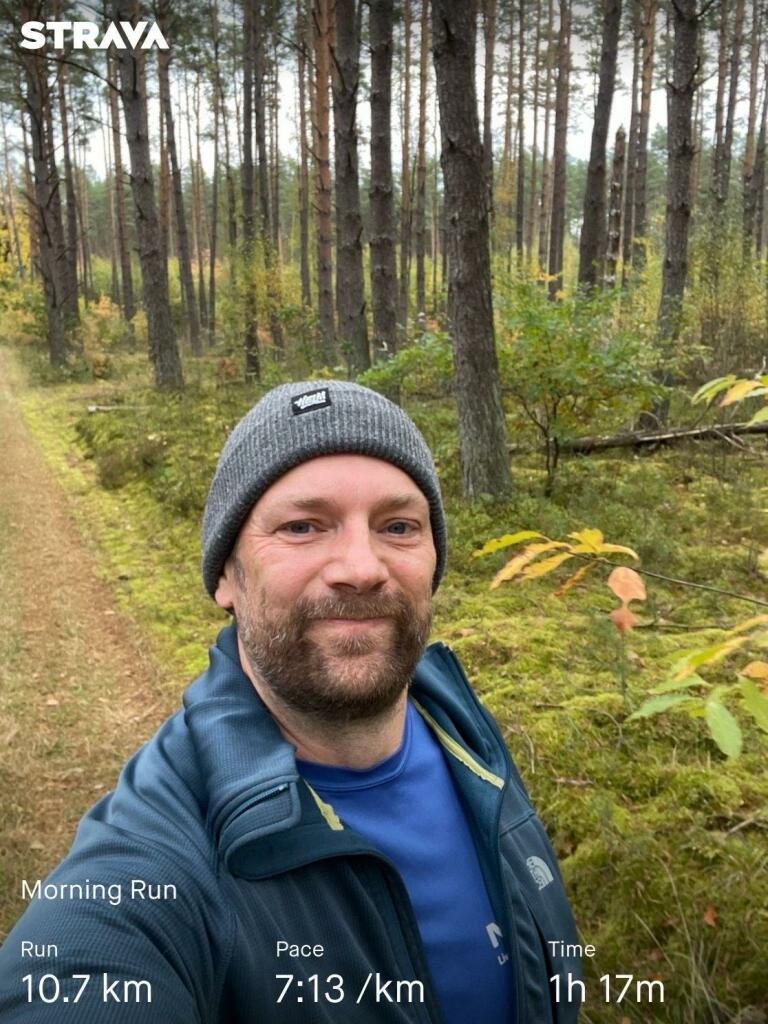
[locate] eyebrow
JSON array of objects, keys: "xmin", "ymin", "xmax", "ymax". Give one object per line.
[{"xmin": 270, "ymin": 493, "xmax": 428, "ymax": 515}]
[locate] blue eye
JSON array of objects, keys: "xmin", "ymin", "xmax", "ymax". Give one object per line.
[
  {"xmin": 386, "ymin": 521, "xmax": 411, "ymax": 535},
  {"xmin": 284, "ymin": 521, "xmax": 314, "ymax": 534}
]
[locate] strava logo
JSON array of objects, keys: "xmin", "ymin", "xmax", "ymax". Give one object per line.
[{"xmin": 19, "ymin": 21, "xmax": 170, "ymax": 51}]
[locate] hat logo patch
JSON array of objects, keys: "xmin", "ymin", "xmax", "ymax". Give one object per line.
[{"xmin": 291, "ymin": 389, "xmax": 332, "ymax": 415}]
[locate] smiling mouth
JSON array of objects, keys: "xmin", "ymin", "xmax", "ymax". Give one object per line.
[{"xmin": 314, "ymin": 617, "xmax": 390, "ymax": 627}]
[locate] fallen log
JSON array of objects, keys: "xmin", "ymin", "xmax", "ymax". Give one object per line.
[{"xmin": 509, "ymin": 420, "xmax": 768, "ymax": 455}]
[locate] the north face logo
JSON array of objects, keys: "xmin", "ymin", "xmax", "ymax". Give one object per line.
[
  {"xmin": 291, "ymin": 389, "xmax": 332, "ymax": 415},
  {"xmin": 526, "ymin": 855, "xmax": 554, "ymax": 891}
]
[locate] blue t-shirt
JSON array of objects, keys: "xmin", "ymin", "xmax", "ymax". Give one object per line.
[{"xmin": 297, "ymin": 701, "xmax": 514, "ymax": 1023}]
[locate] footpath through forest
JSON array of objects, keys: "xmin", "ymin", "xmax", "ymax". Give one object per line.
[{"xmin": 0, "ymin": 348, "xmax": 170, "ymax": 937}]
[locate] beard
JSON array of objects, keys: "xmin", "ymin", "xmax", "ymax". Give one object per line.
[{"xmin": 236, "ymin": 588, "xmax": 432, "ymax": 725}]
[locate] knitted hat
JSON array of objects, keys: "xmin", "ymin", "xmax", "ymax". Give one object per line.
[{"xmin": 201, "ymin": 380, "xmax": 446, "ymax": 598}]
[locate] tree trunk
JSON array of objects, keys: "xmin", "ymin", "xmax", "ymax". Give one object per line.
[
  {"xmin": 515, "ymin": 0, "xmax": 527, "ymax": 263},
  {"xmin": 547, "ymin": 0, "xmax": 570, "ymax": 300},
  {"xmin": 312, "ymin": 0, "xmax": 335, "ymax": 363},
  {"xmin": 431, "ymin": 0, "xmax": 512, "ymax": 498},
  {"xmin": 577, "ymin": 0, "xmax": 621, "ymax": 291},
  {"xmin": 242, "ymin": 0, "xmax": 260, "ymax": 378},
  {"xmin": 1, "ymin": 106, "xmax": 25, "ymax": 278},
  {"xmin": 399, "ymin": 0, "xmax": 413, "ymax": 334},
  {"xmin": 537, "ymin": 0, "xmax": 555, "ymax": 276},
  {"xmin": 742, "ymin": 1, "xmax": 762, "ymax": 254},
  {"xmin": 369, "ymin": 0, "xmax": 398, "ymax": 356},
  {"xmin": 112, "ymin": 0, "xmax": 183, "ymax": 387},
  {"xmin": 53, "ymin": 16, "xmax": 80, "ymax": 323},
  {"xmin": 621, "ymin": 3, "xmax": 641, "ymax": 282},
  {"xmin": 254, "ymin": 0, "xmax": 284, "ymax": 354},
  {"xmin": 718, "ymin": 0, "xmax": 745, "ymax": 208},
  {"xmin": 657, "ymin": 0, "xmax": 699, "ymax": 349},
  {"xmin": 415, "ymin": 0, "xmax": 429, "ymax": 316},
  {"xmin": 209, "ymin": 0, "xmax": 221, "ymax": 346},
  {"xmin": 333, "ymin": 0, "xmax": 369, "ymax": 373},
  {"xmin": 297, "ymin": 0, "xmax": 312, "ymax": 306},
  {"xmin": 525, "ymin": 0, "xmax": 543, "ymax": 258},
  {"xmin": 482, "ymin": 0, "xmax": 496, "ymax": 219},
  {"xmin": 156, "ymin": 4, "xmax": 201, "ymax": 355},
  {"xmin": 632, "ymin": 0, "xmax": 657, "ymax": 270},
  {"xmin": 20, "ymin": 110, "xmax": 38, "ymax": 281},
  {"xmin": 187, "ymin": 71, "xmax": 209, "ymax": 333},
  {"xmin": 753, "ymin": 66, "xmax": 768, "ymax": 258},
  {"xmin": 18, "ymin": 18, "xmax": 68, "ymax": 365},
  {"xmin": 604, "ymin": 125, "xmax": 625, "ymax": 287},
  {"xmin": 710, "ymin": 0, "xmax": 729, "ymax": 201}
]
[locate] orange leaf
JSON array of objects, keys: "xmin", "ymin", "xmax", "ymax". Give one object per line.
[
  {"xmin": 554, "ymin": 561, "xmax": 597, "ymax": 597},
  {"xmin": 607, "ymin": 566, "xmax": 647, "ymax": 604},
  {"xmin": 610, "ymin": 607, "xmax": 638, "ymax": 633},
  {"xmin": 741, "ymin": 661, "xmax": 768, "ymax": 680},
  {"xmin": 702, "ymin": 905, "xmax": 718, "ymax": 928}
]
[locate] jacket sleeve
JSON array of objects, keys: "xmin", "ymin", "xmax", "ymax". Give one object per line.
[{"xmin": 0, "ymin": 817, "xmax": 233, "ymax": 1023}]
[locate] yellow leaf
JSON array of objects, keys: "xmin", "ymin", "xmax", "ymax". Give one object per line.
[
  {"xmin": 597, "ymin": 542, "xmax": 640, "ymax": 560},
  {"xmin": 554, "ymin": 561, "xmax": 597, "ymax": 597},
  {"xmin": 567, "ymin": 528, "xmax": 604, "ymax": 552},
  {"xmin": 673, "ymin": 636, "xmax": 750, "ymax": 679},
  {"xmin": 472, "ymin": 530, "xmax": 546, "ymax": 558},
  {"xmin": 517, "ymin": 552, "xmax": 575, "ymax": 580},
  {"xmin": 607, "ymin": 566, "xmax": 647, "ymax": 604},
  {"xmin": 490, "ymin": 542, "xmax": 568, "ymax": 588},
  {"xmin": 720, "ymin": 379, "xmax": 763, "ymax": 406}
]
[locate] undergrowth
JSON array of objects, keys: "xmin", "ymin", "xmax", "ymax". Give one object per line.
[{"xmin": 6, "ymin": 341, "xmax": 768, "ymax": 1024}]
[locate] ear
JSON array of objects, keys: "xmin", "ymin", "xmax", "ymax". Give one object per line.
[{"xmin": 214, "ymin": 558, "xmax": 237, "ymax": 612}]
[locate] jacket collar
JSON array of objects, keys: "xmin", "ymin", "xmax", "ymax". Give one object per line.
[{"xmin": 183, "ymin": 624, "xmax": 509, "ymax": 877}]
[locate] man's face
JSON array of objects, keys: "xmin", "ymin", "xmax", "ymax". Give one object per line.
[{"xmin": 214, "ymin": 454, "xmax": 436, "ymax": 724}]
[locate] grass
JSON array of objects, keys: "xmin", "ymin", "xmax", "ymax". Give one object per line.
[{"xmin": 4, "ymin": 335, "xmax": 768, "ymax": 1023}]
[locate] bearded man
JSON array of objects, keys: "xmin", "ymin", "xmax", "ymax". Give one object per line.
[{"xmin": 0, "ymin": 381, "xmax": 581, "ymax": 1022}]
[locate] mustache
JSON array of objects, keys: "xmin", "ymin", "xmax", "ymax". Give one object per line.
[{"xmin": 294, "ymin": 592, "xmax": 412, "ymax": 623}]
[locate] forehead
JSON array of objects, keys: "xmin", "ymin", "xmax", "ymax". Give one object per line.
[{"xmin": 251, "ymin": 453, "xmax": 428, "ymax": 515}]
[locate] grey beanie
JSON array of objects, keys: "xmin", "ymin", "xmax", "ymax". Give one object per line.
[{"xmin": 201, "ymin": 380, "xmax": 446, "ymax": 598}]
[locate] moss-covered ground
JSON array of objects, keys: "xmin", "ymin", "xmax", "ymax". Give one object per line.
[{"xmin": 3, "ymin": 341, "xmax": 767, "ymax": 1023}]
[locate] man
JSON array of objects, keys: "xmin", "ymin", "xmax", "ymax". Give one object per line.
[{"xmin": 0, "ymin": 380, "xmax": 581, "ymax": 1022}]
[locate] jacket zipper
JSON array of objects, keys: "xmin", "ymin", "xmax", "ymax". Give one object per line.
[{"xmin": 438, "ymin": 644, "xmax": 525, "ymax": 1024}]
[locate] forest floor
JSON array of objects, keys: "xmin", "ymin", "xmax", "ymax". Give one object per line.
[{"xmin": 0, "ymin": 347, "xmax": 174, "ymax": 937}]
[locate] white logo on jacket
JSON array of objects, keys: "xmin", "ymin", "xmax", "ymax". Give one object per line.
[{"xmin": 526, "ymin": 855, "xmax": 554, "ymax": 890}]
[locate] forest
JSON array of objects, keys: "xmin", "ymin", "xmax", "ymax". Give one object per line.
[{"xmin": 0, "ymin": 0, "xmax": 767, "ymax": 1022}]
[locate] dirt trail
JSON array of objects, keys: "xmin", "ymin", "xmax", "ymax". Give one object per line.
[{"xmin": 0, "ymin": 348, "xmax": 169, "ymax": 937}]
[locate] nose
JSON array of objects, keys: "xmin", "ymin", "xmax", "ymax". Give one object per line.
[{"xmin": 319, "ymin": 519, "xmax": 391, "ymax": 592}]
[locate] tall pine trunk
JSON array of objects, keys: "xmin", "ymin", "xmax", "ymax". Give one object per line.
[
  {"xmin": 312, "ymin": 0, "xmax": 335, "ymax": 362},
  {"xmin": 431, "ymin": 0, "xmax": 512, "ymax": 498},
  {"xmin": 296, "ymin": 0, "xmax": 312, "ymax": 306},
  {"xmin": 333, "ymin": 0, "xmax": 369, "ymax": 372},
  {"xmin": 242, "ymin": 0, "xmax": 260, "ymax": 378},
  {"xmin": 112, "ymin": 0, "xmax": 183, "ymax": 387},
  {"xmin": 548, "ymin": 0, "xmax": 570, "ymax": 300},
  {"xmin": 415, "ymin": 0, "xmax": 429, "ymax": 316},
  {"xmin": 577, "ymin": 0, "xmax": 621, "ymax": 290},
  {"xmin": 399, "ymin": 0, "xmax": 413, "ymax": 332},
  {"xmin": 369, "ymin": 0, "xmax": 398, "ymax": 355}
]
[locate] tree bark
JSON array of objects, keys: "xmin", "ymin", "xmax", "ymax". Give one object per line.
[
  {"xmin": 515, "ymin": 0, "xmax": 527, "ymax": 263},
  {"xmin": 537, "ymin": 0, "xmax": 555, "ymax": 275},
  {"xmin": 53, "ymin": 7, "xmax": 80, "ymax": 324},
  {"xmin": 333, "ymin": 0, "xmax": 369, "ymax": 373},
  {"xmin": 548, "ymin": 0, "xmax": 570, "ymax": 300},
  {"xmin": 112, "ymin": 0, "xmax": 183, "ymax": 387},
  {"xmin": 107, "ymin": 50, "xmax": 135, "ymax": 319},
  {"xmin": 369, "ymin": 0, "xmax": 399, "ymax": 355},
  {"xmin": 156, "ymin": 1, "xmax": 201, "ymax": 355},
  {"xmin": 431, "ymin": 0, "xmax": 512, "ymax": 497},
  {"xmin": 621, "ymin": 2, "xmax": 640, "ymax": 282},
  {"xmin": 297, "ymin": 0, "xmax": 312, "ymax": 306},
  {"xmin": 18, "ymin": 10, "xmax": 69, "ymax": 366},
  {"xmin": 657, "ymin": 0, "xmax": 699, "ymax": 349},
  {"xmin": 742, "ymin": 1, "xmax": 762, "ymax": 254},
  {"xmin": 525, "ymin": 0, "xmax": 542, "ymax": 257},
  {"xmin": 242, "ymin": 0, "xmax": 260, "ymax": 378},
  {"xmin": 632, "ymin": 0, "xmax": 657, "ymax": 270},
  {"xmin": 577, "ymin": 0, "xmax": 622, "ymax": 290},
  {"xmin": 482, "ymin": 0, "xmax": 496, "ymax": 220},
  {"xmin": 415, "ymin": 0, "xmax": 429, "ymax": 315},
  {"xmin": 312, "ymin": 0, "xmax": 335, "ymax": 362},
  {"xmin": 399, "ymin": 0, "xmax": 413, "ymax": 333},
  {"xmin": 604, "ymin": 125, "xmax": 625, "ymax": 287}
]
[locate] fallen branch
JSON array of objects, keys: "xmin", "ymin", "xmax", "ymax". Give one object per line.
[{"xmin": 509, "ymin": 420, "xmax": 768, "ymax": 455}]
